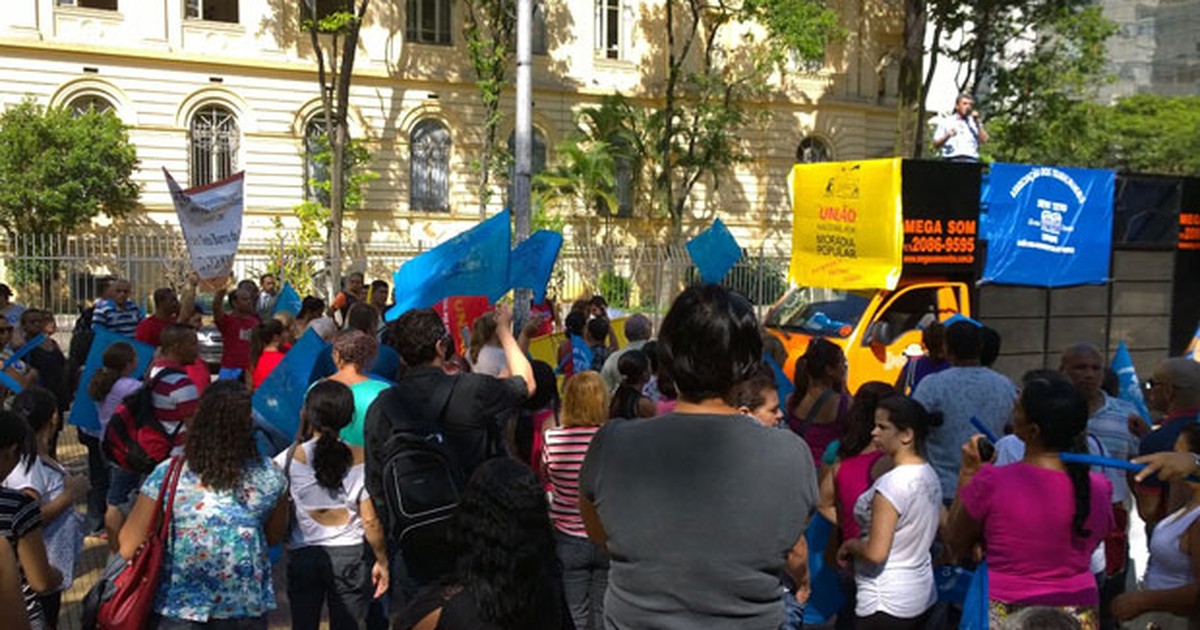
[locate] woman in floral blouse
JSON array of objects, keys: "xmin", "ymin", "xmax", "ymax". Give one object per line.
[{"xmin": 119, "ymin": 381, "xmax": 288, "ymax": 629}]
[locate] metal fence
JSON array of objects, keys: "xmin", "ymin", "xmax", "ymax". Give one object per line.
[{"xmin": 0, "ymin": 232, "xmax": 791, "ymax": 332}]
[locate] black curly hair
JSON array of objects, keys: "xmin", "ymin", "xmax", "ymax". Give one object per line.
[
  {"xmin": 185, "ymin": 380, "xmax": 258, "ymax": 492},
  {"xmin": 449, "ymin": 458, "xmax": 559, "ymax": 629}
]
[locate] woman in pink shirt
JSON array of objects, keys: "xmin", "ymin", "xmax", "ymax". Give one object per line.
[{"xmin": 946, "ymin": 376, "xmax": 1114, "ymax": 629}]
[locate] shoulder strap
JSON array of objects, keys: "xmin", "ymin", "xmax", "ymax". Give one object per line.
[
  {"xmin": 430, "ymin": 375, "xmax": 458, "ymax": 429},
  {"xmin": 803, "ymin": 390, "xmax": 836, "ymax": 426}
]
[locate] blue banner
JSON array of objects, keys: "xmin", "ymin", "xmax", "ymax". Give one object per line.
[
  {"xmin": 1112, "ymin": 340, "xmax": 1151, "ymax": 419},
  {"xmin": 386, "ymin": 211, "xmax": 512, "ymax": 321},
  {"xmin": 271, "ymin": 282, "xmax": 302, "ymax": 316},
  {"xmin": 509, "ymin": 230, "xmax": 563, "ymax": 304},
  {"xmin": 68, "ymin": 330, "xmax": 156, "ymax": 433},
  {"xmin": 686, "ymin": 218, "xmax": 743, "ymax": 284},
  {"xmin": 252, "ymin": 328, "xmax": 329, "ymax": 441},
  {"xmin": 981, "ymin": 163, "xmax": 1114, "ymax": 287}
]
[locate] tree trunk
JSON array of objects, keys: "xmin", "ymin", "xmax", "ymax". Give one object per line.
[
  {"xmin": 660, "ymin": 0, "xmax": 677, "ymax": 235},
  {"xmin": 916, "ymin": 21, "xmax": 943, "ymax": 157},
  {"xmin": 898, "ymin": 0, "xmax": 926, "ymax": 156}
]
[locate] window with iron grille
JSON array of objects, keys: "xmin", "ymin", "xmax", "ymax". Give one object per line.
[
  {"xmin": 190, "ymin": 105, "xmax": 239, "ymax": 187},
  {"xmin": 410, "ymin": 119, "xmax": 451, "ymax": 212},
  {"xmin": 796, "ymin": 137, "xmax": 832, "ymax": 163},
  {"xmin": 186, "ymin": 0, "xmax": 239, "ymax": 23},
  {"xmin": 594, "ymin": 0, "xmax": 620, "ymax": 59},
  {"xmin": 406, "ymin": 0, "xmax": 452, "ymax": 45},
  {"xmin": 67, "ymin": 95, "xmax": 115, "ymax": 118}
]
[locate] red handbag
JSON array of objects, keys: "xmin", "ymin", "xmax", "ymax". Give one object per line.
[{"xmin": 96, "ymin": 456, "xmax": 185, "ymax": 630}]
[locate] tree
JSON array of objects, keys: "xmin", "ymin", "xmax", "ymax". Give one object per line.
[
  {"xmin": 303, "ymin": 0, "xmax": 370, "ymax": 298},
  {"xmin": 462, "ymin": 0, "xmax": 516, "ymax": 218},
  {"xmin": 0, "ymin": 99, "xmax": 139, "ymax": 235},
  {"xmin": 533, "ymin": 139, "xmax": 620, "ymax": 243},
  {"xmin": 652, "ymin": 0, "xmax": 841, "ymax": 233}
]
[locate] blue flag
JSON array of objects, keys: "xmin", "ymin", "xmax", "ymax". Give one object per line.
[
  {"xmin": 509, "ymin": 230, "xmax": 563, "ymax": 304},
  {"xmin": 271, "ymin": 282, "xmax": 303, "ymax": 316},
  {"xmin": 252, "ymin": 328, "xmax": 329, "ymax": 441},
  {"xmin": 1112, "ymin": 340, "xmax": 1151, "ymax": 419},
  {"xmin": 68, "ymin": 330, "xmax": 156, "ymax": 434},
  {"xmin": 764, "ymin": 353, "xmax": 794, "ymax": 417},
  {"xmin": 686, "ymin": 218, "xmax": 743, "ymax": 284},
  {"xmin": 386, "ymin": 211, "xmax": 512, "ymax": 321},
  {"xmin": 1188, "ymin": 324, "xmax": 1200, "ymax": 362},
  {"xmin": 802, "ymin": 513, "xmax": 844, "ymax": 625},
  {"xmin": 981, "ymin": 163, "xmax": 1114, "ymax": 287},
  {"xmin": 2, "ymin": 334, "xmax": 44, "ymax": 370}
]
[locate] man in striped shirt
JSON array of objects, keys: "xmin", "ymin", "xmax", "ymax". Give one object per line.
[{"xmin": 92, "ymin": 278, "xmax": 143, "ymax": 338}]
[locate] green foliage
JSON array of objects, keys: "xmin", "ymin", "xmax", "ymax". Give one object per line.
[
  {"xmin": 533, "ymin": 140, "xmax": 620, "ymax": 216},
  {"xmin": 463, "ymin": 0, "xmax": 516, "ymax": 212},
  {"xmin": 743, "ymin": 0, "xmax": 844, "ymax": 64},
  {"xmin": 0, "ymin": 98, "xmax": 140, "ymax": 235},
  {"xmin": 990, "ymin": 95, "xmax": 1200, "ymax": 176},
  {"xmin": 684, "ymin": 256, "xmax": 787, "ymax": 305},
  {"xmin": 305, "ymin": 133, "xmax": 377, "ymax": 210},
  {"xmin": 598, "ymin": 270, "xmax": 632, "ymax": 309}
]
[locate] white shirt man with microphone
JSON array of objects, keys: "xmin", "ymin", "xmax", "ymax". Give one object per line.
[{"xmin": 933, "ymin": 93, "xmax": 988, "ymax": 162}]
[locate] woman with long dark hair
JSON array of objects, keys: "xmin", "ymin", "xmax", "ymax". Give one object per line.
[
  {"xmin": 400, "ymin": 458, "xmax": 569, "ymax": 630},
  {"xmin": 119, "ymin": 381, "xmax": 288, "ymax": 628},
  {"xmin": 946, "ymin": 377, "xmax": 1114, "ymax": 629},
  {"xmin": 609, "ymin": 350, "xmax": 655, "ymax": 419},
  {"xmin": 249, "ymin": 319, "xmax": 286, "ymax": 389},
  {"xmin": 836, "ymin": 395, "xmax": 942, "ymax": 629},
  {"xmin": 87, "ymin": 342, "xmax": 140, "ymax": 433},
  {"xmin": 276, "ymin": 380, "xmax": 389, "ymax": 630},
  {"xmin": 788, "ymin": 338, "xmax": 850, "ymax": 464}
]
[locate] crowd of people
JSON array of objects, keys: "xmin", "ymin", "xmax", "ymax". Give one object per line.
[{"xmin": 0, "ymin": 273, "xmax": 1197, "ymax": 630}]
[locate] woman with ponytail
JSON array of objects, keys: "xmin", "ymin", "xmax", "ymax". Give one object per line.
[
  {"xmin": 250, "ymin": 319, "xmax": 287, "ymax": 389},
  {"xmin": 87, "ymin": 342, "xmax": 140, "ymax": 435},
  {"xmin": 946, "ymin": 376, "xmax": 1114, "ymax": 629},
  {"xmin": 274, "ymin": 380, "xmax": 389, "ymax": 630}
]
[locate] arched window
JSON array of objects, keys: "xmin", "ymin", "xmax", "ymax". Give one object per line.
[
  {"xmin": 532, "ymin": 2, "xmax": 548, "ymax": 55},
  {"xmin": 410, "ymin": 119, "xmax": 451, "ymax": 212},
  {"xmin": 67, "ymin": 94, "xmax": 115, "ymax": 118},
  {"xmin": 796, "ymin": 137, "xmax": 832, "ymax": 163},
  {"xmin": 507, "ymin": 128, "xmax": 547, "ymax": 206},
  {"xmin": 304, "ymin": 115, "xmax": 331, "ymax": 205},
  {"xmin": 189, "ymin": 105, "xmax": 239, "ymax": 187}
]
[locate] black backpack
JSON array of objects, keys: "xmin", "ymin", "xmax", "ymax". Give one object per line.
[{"xmin": 378, "ymin": 376, "xmax": 463, "ymax": 582}]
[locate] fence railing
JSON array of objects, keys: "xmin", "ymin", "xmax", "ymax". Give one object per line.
[{"xmin": 0, "ymin": 232, "xmax": 791, "ymax": 332}]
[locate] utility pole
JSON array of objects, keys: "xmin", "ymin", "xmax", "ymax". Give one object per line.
[{"xmin": 513, "ymin": 0, "xmax": 533, "ymax": 327}]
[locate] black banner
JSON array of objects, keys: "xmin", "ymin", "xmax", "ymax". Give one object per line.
[{"xmin": 900, "ymin": 160, "xmax": 982, "ymax": 279}]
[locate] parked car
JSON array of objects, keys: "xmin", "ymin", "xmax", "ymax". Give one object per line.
[{"xmin": 196, "ymin": 325, "xmax": 223, "ymax": 374}]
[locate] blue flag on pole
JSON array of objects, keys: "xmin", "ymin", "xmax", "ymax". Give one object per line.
[
  {"xmin": 1112, "ymin": 340, "xmax": 1151, "ymax": 420},
  {"xmin": 386, "ymin": 211, "xmax": 512, "ymax": 321},
  {"xmin": 686, "ymin": 218, "xmax": 743, "ymax": 284},
  {"xmin": 509, "ymin": 230, "xmax": 563, "ymax": 304},
  {"xmin": 271, "ymin": 282, "xmax": 302, "ymax": 316},
  {"xmin": 68, "ymin": 330, "xmax": 156, "ymax": 434},
  {"xmin": 981, "ymin": 163, "xmax": 1114, "ymax": 287},
  {"xmin": 252, "ymin": 328, "xmax": 329, "ymax": 441}
]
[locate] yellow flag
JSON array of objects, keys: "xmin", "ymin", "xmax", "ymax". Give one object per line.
[{"xmin": 789, "ymin": 158, "xmax": 903, "ymax": 290}]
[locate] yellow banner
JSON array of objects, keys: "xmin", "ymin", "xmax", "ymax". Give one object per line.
[{"xmin": 789, "ymin": 158, "xmax": 903, "ymax": 290}]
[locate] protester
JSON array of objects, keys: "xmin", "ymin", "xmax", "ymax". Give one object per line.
[
  {"xmin": 91, "ymin": 277, "xmax": 142, "ymax": 338},
  {"xmin": 249, "ymin": 319, "xmax": 287, "ymax": 389},
  {"xmin": 296, "ymin": 296, "xmax": 327, "ymax": 336},
  {"xmin": 543, "ymin": 371, "xmax": 610, "ymax": 630},
  {"xmin": 256, "ymin": 273, "xmax": 278, "ymax": 320},
  {"xmin": 135, "ymin": 277, "xmax": 198, "ymax": 347},
  {"xmin": 600, "ymin": 314, "xmax": 652, "ymax": 392},
  {"xmin": 1134, "ymin": 451, "xmax": 1200, "ymax": 484},
  {"xmin": 0, "ymin": 538, "xmax": 31, "ymax": 630},
  {"xmin": 213, "ymin": 283, "xmax": 262, "ymax": 382},
  {"xmin": 84, "ymin": 342, "xmax": 141, "ymax": 534},
  {"xmin": 609, "ymin": 350, "xmax": 655, "ymax": 419},
  {"xmin": 398, "ymin": 458, "xmax": 569, "ymax": 630},
  {"xmin": 0, "ymin": 409, "xmax": 63, "ymax": 629},
  {"xmin": 1136, "ymin": 358, "xmax": 1200, "ymax": 526},
  {"xmin": 327, "ymin": 330, "xmax": 390, "ymax": 448},
  {"xmin": 727, "ymin": 361, "xmax": 785, "ymax": 427},
  {"xmin": 3, "ymin": 388, "xmax": 86, "ymax": 630},
  {"xmin": 981, "ymin": 326, "xmax": 1002, "ymax": 369},
  {"xmin": 946, "ymin": 377, "xmax": 1114, "ymax": 628},
  {"xmin": 913, "ymin": 320, "xmax": 1017, "ymax": 501},
  {"xmin": 530, "ymin": 297, "xmax": 558, "ymax": 337},
  {"xmin": 524, "ymin": 361, "xmax": 561, "ymax": 476},
  {"xmin": 932, "ymin": 93, "xmax": 988, "ymax": 162},
  {"xmin": 578, "ymin": 284, "xmax": 818, "ymax": 628},
  {"xmin": 0, "ymin": 283, "xmax": 25, "ymax": 327},
  {"xmin": 0, "ymin": 321, "xmax": 37, "ymax": 403},
  {"xmin": 585, "ymin": 317, "xmax": 611, "ymax": 372},
  {"xmin": 346, "ymin": 303, "xmax": 401, "ymax": 382},
  {"xmin": 275, "ymin": 380, "xmax": 389, "ymax": 630},
  {"xmin": 1112, "ymin": 423, "xmax": 1200, "ymax": 628},
  {"xmin": 894, "ymin": 322, "xmax": 949, "ymax": 395},
  {"xmin": 332, "ymin": 272, "xmax": 366, "ymax": 321},
  {"xmin": 788, "ymin": 338, "xmax": 850, "ymax": 465},
  {"xmin": 273, "ymin": 310, "xmax": 297, "ymax": 348},
  {"xmin": 365, "ymin": 304, "xmax": 534, "ymax": 585},
  {"xmin": 119, "ymin": 381, "xmax": 288, "ymax": 627},
  {"xmin": 20, "ymin": 310, "xmax": 69, "ymax": 424},
  {"xmin": 836, "ymin": 395, "xmax": 942, "ymax": 629},
  {"xmin": 104, "ymin": 324, "xmax": 200, "ymax": 548},
  {"xmin": 557, "ymin": 311, "xmax": 588, "ymax": 379},
  {"xmin": 468, "ymin": 311, "xmax": 507, "ymax": 377}
]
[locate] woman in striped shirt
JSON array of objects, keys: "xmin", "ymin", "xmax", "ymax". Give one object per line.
[{"xmin": 542, "ymin": 371, "xmax": 609, "ymax": 630}]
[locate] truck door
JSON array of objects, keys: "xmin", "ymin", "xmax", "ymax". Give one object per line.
[{"xmin": 846, "ymin": 285, "xmax": 942, "ymax": 391}]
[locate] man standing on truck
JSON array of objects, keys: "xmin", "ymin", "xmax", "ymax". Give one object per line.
[{"xmin": 932, "ymin": 94, "xmax": 988, "ymax": 162}]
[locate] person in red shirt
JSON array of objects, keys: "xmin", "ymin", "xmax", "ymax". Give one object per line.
[
  {"xmin": 134, "ymin": 277, "xmax": 197, "ymax": 347},
  {"xmin": 213, "ymin": 282, "xmax": 260, "ymax": 383},
  {"xmin": 249, "ymin": 319, "xmax": 287, "ymax": 389}
]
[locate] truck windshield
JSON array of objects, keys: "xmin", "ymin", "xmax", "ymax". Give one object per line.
[{"xmin": 765, "ymin": 287, "xmax": 873, "ymax": 338}]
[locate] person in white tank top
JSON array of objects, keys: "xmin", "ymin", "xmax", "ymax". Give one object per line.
[
  {"xmin": 274, "ymin": 380, "xmax": 389, "ymax": 630},
  {"xmin": 1112, "ymin": 425, "xmax": 1200, "ymax": 628}
]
